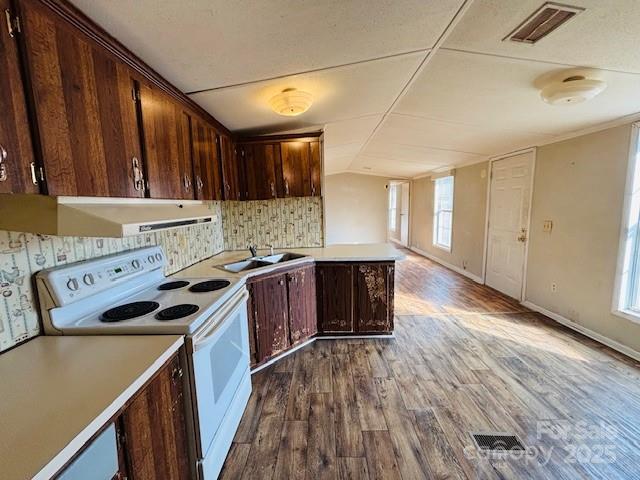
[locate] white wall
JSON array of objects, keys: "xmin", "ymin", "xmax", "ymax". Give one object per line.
[
  {"xmin": 410, "ymin": 162, "xmax": 489, "ymax": 279},
  {"xmin": 324, "ymin": 173, "xmax": 390, "ymax": 244},
  {"xmin": 526, "ymin": 124, "xmax": 640, "ymax": 354}
]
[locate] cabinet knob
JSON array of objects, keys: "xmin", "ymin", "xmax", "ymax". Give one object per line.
[
  {"xmin": 0, "ymin": 145, "xmax": 7, "ymax": 182},
  {"xmin": 183, "ymin": 174, "xmax": 191, "ymax": 191},
  {"xmin": 284, "ymin": 180, "xmax": 290, "ymax": 195}
]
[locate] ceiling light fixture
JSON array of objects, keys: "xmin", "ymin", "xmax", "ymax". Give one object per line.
[
  {"xmin": 538, "ymin": 68, "xmax": 607, "ymax": 105},
  {"xmin": 269, "ymin": 88, "xmax": 313, "ymax": 116}
]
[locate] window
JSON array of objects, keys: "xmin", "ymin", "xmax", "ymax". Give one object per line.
[
  {"xmin": 614, "ymin": 123, "xmax": 640, "ymax": 323},
  {"xmin": 389, "ymin": 184, "xmax": 398, "ymax": 232},
  {"xmin": 433, "ymin": 176, "xmax": 454, "ymax": 251}
]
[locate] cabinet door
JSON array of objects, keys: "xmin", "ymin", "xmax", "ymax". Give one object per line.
[
  {"xmin": 191, "ymin": 117, "xmax": 223, "ymax": 200},
  {"xmin": 249, "ymin": 274, "xmax": 290, "ymax": 363},
  {"xmin": 219, "ymin": 133, "xmax": 240, "ymax": 200},
  {"xmin": 19, "ymin": 0, "xmax": 143, "ymax": 197},
  {"xmin": 355, "ymin": 263, "xmax": 395, "ymax": 333},
  {"xmin": 280, "ymin": 141, "xmax": 311, "ymax": 197},
  {"xmin": 309, "ymin": 140, "xmax": 322, "ymax": 197},
  {"xmin": 120, "ymin": 355, "xmax": 190, "ymax": 480},
  {"xmin": 242, "ymin": 143, "xmax": 278, "ymax": 200},
  {"xmin": 139, "ymin": 83, "xmax": 194, "ymax": 199},
  {"xmin": 287, "ymin": 265, "xmax": 317, "ymax": 345},
  {"xmin": 316, "ymin": 264, "xmax": 354, "ymax": 333},
  {"xmin": 0, "ymin": 0, "xmax": 37, "ymax": 194}
]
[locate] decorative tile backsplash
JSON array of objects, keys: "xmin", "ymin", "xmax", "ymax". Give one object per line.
[
  {"xmin": 0, "ymin": 203, "xmax": 224, "ymax": 353},
  {"xmin": 0, "ymin": 197, "xmax": 325, "ymax": 353},
  {"xmin": 222, "ymin": 197, "xmax": 324, "ymax": 250}
]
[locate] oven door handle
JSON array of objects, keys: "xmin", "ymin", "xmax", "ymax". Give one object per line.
[{"xmin": 191, "ymin": 288, "xmax": 249, "ymax": 352}]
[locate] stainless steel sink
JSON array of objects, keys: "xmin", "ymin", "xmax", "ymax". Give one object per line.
[
  {"xmin": 259, "ymin": 252, "xmax": 306, "ymax": 263},
  {"xmin": 219, "ymin": 259, "xmax": 272, "ymax": 273},
  {"xmin": 217, "ymin": 252, "xmax": 307, "ymax": 273}
]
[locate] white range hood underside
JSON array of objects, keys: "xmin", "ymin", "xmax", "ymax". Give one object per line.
[{"xmin": 0, "ymin": 195, "xmax": 217, "ymax": 237}]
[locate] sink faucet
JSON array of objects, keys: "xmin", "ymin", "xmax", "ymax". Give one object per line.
[
  {"xmin": 266, "ymin": 244, "xmax": 274, "ymax": 255},
  {"xmin": 248, "ymin": 244, "xmax": 258, "ymax": 258}
]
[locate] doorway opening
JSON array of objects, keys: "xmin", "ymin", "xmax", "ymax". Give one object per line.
[{"xmin": 388, "ymin": 181, "xmax": 410, "ymax": 247}]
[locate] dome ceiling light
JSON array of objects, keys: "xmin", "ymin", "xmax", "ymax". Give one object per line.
[
  {"xmin": 539, "ymin": 68, "xmax": 607, "ymax": 105},
  {"xmin": 269, "ymin": 88, "xmax": 313, "ymax": 116}
]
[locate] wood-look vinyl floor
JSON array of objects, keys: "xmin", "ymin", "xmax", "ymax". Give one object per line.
[{"xmin": 220, "ymin": 249, "xmax": 640, "ymax": 479}]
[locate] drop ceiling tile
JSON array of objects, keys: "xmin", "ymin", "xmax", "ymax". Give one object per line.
[
  {"xmin": 394, "ymin": 50, "xmax": 640, "ymax": 138},
  {"xmin": 445, "ymin": 0, "xmax": 640, "ymax": 74},
  {"xmin": 350, "ymin": 155, "xmax": 441, "ymax": 178},
  {"xmin": 362, "ymin": 140, "xmax": 485, "ymax": 166},
  {"xmin": 71, "ymin": 0, "xmax": 463, "ymax": 92},
  {"xmin": 375, "ymin": 114, "xmax": 555, "ymax": 156},
  {"xmin": 323, "ymin": 115, "xmax": 382, "ymax": 147},
  {"xmin": 189, "ymin": 53, "xmax": 424, "ymax": 132}
]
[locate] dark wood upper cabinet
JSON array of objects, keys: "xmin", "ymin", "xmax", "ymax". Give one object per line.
[
  {"xmin": 287, "ymin": 265, "xmax": 317, "ymax": 345},
  {"xmin": 120, "ymin": 354, "xmax": 191, "ymax": 480},
  {"xmin": 240, "ymin": 143, "xmax": 279, "ymax": 200},
  {"xmin": 219, "ymin": 133, "xmax": 241, "ymax": 200},
  {"xmin": 139, "ymin": 82, "xmax": 195, "ymax": 199},
  {"xmin": 18, "ymin": 0, "xmax": 144, "ymax": 197},
  {"xmin": 316, "ymin": 263, "xmax": 355, "ymax": 333},
  {"xmin": 249, "ymin": 273, "xmax": 290, "ymax": 363},
  {"xmin": 280, "ymin": 141, "xmax": 311, "ymax": 197},
  {"xmin": 355, "ymin": 263, "xmax": 395, "ymax": 333},
  {"xmin": 310, "ymin": 140, "xmax": 322, "ymax": 197},
  {"xmin": 0, "ymin": 0, "xmax": 37, "ymax": 194},
  {"xmin": 191, "ymin": 117, "xmax": 223, "ymax": 200}
]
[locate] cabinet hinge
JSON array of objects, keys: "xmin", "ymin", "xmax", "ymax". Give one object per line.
[{"xmin": 4, "ymin": 10, "xmax": 20, "ymax": 37}]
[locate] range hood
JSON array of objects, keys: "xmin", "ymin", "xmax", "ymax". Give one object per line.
[{"xmin": 0, "ymin": 195, "xmax": 218, "ymax": 237}]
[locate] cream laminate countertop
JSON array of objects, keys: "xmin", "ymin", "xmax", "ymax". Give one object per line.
[
  {"xmin": 175, "ymin": 243, "xmax": 404, "ymax": 280},
  {"xmin": 0, "ymin": 335, "xmax": 183, "ymax": 480}
]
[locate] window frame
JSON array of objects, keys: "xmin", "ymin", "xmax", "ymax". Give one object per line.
[
  {"xmin": 389, "ymin": 184, "xmax": 398, "ymax": 232},
  {"xmin": 433, "ymin": 175, "xmax": 454, "ymax": 252},
  {"xmin": 612, "ymin": 122, "xmax": 640, "ymax": 324}
]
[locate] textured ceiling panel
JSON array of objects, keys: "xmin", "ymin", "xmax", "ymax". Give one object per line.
[
  {"xmin": 189, "ymin": 53, "xmax": 423, "ymax": 132},
  {"xmin": 444, "ymin": 0, "xmax": 640, "ymax": 74},
  {"xmin": 71, "ymin": 0, "xmax": 463, "ymax": 92},
  {"xmin": 394, "ymin": 50, "xmax": 640, "ymax": 137}
]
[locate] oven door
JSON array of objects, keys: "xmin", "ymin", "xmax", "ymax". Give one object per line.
[{"xmin": 189, "ymin": 287, "xmax": 250, "ymax": 458}]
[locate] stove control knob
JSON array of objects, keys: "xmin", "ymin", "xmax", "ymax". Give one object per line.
[
  {"xmin": 148, "ymin": 255, "xmax": 156, "ymax": 263},
  {"xmin": 155, "ymin": 253, "xmax": 162, "ymax": 261},
  {"xmin": 131, "ymin": 260, "xmax": 141, "ymax": 269},
  {"xmin": 67, "ymin": 278, "xmax": 79, "ymax": 291},
  {"xmin": 83, "ymin": 273, "xmax": 95, "ymax": 286}
]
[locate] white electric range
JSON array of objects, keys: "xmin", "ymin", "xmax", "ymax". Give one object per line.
[{"xmin": 35, "ymin": 246, "xmax": 252, "ymax": 480}]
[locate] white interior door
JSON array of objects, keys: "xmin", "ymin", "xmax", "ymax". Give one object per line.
[
  {"xmin": 400, "ymin": 183, "xmax": 410, "ymax": 246},
  {"xmin": 485, "ymin": 151, "xmax": 534, "ymax": 299}
]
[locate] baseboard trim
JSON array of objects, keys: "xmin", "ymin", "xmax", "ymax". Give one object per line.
[
  {"xmin": 389, "ymin": 237, "xmax": 407, "ymax": 247},
  {"xmin": 409, "ymin": 246, "xmax": 484, "ymax": 284},
  {"xmin": 522, "ymin": 300, "xmax": 640, "ymax": 362}
]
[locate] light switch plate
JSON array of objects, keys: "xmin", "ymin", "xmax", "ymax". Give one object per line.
[{"xmin": 543, "ymin": 220, "xmax": 553, "ymax": 233}]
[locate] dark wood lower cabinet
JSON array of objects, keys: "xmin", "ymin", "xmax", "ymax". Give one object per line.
[
  {"xmin": 316, "ymin": 263, "xmax": 355, "ymax": 333},
  {"xmin": 287, "ymin": 265, "xmax": 318, "ymax": 345},
  {"xmin": 248, "ymin": 273, "xmax": 290, "ymax": 364},
  {"xmin": 119, "ymin": 354, "xmax": 191, "ymax": 480},
  {"xmin": 248, "ymin": 264, "xmax": 318, "ymax": 367},
  {"xmin": 355, "ymin": 263, "xmax": 395, "ymax": 333},
  {"xmin": 316, "ymin": 262, "xmax": 394, "ymax": 335},
  {"xmin": 247, "ymin": 261, "xmax": 395, "ymax": 368}
]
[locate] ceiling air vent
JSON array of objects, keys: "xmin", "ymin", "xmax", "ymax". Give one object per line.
[{"xmin": 504, "ymin": 2, "xmax": 584, "ymax": 44}]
